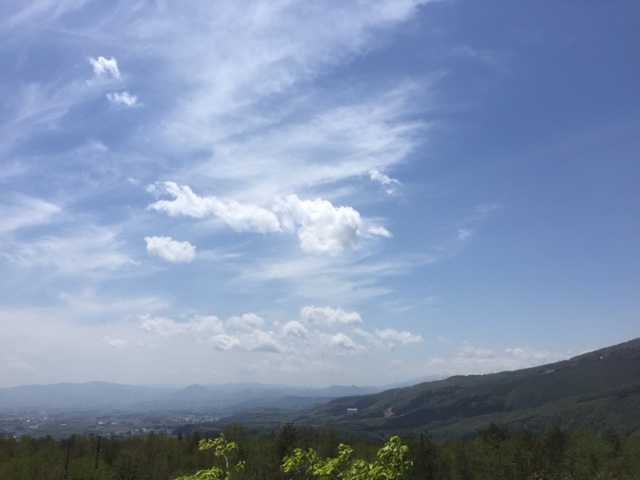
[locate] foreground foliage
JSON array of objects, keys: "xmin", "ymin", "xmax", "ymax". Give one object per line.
[
  {"xmin": 175, "ymin": 434, "xmax": 244, "ymax": 480},
  {"xmin": 282, "ymin": 435, "xmax": 411, "ymax": 479},
  {"xmin": 0, "ymin": 423, "xmax": 638, "ymax": 479}
]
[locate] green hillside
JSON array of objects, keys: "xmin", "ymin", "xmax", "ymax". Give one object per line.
[{"xmin": 296, "ymin": 338, "xmax": 640, "ymax": 440}]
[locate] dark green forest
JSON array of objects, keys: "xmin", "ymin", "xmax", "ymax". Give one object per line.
[{"xmin": 1, "ymin": 422, "xmax": 639, "ymax": 479}]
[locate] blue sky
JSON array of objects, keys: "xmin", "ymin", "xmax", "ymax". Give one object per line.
[{"xmin": 1, "ymin": 0, "xmax": 638, "ymax": 388}]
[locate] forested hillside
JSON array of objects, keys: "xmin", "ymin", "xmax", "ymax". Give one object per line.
[
  {"xmin": 1, "ymin": 423, "xmax": 639, "ymax": 479},
  {"xmin": 299, "ymin": 338, "xmax": 640, "ymax": 439}
]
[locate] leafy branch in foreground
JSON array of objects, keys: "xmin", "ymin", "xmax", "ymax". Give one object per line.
[
  {"xmin": 175, "ymin": 433, "xmax": 244, "ymax": 480},
  {"xmin": 282, "ymin": 434, "xmax": 411, "ymax": 480}
]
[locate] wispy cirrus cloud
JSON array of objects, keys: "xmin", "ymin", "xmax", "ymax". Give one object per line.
[
  {"xmin": 149, "ymin": 2, "xmax": 432, "ymax": 149},
  {"xmin": 3, "ymin": 226, "xmax": 135, "ymax": 276},
  {"xmin": 0, "ymin": 195, "xmax": 62, "ymax": 234},
  {"xmin": 0, "ymin": 0, "xmax": 92, "ymax": 30},
  {"xmin": 182, "ymin": 83, "xmax": 429, "ymax": 204},
  {"xmin": 370, "ymin": 168, "xmax": 401, "ymax": 195},
  {"xmin": 140, "ymin": 314, "xmax": 223, "ymax": 338}
]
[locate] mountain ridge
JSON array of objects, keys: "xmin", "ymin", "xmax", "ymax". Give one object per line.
[{"xmin": 294, "ymin": 338, "xmax": 640, "ymax": 439}]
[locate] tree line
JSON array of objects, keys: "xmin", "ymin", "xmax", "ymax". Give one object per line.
[{"xmin": 0, "ymin": 422, "xmax": 638, "ymax": 479}]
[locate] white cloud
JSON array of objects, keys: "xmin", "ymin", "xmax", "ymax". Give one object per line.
[
  {"xmin": 456, "ymin": 229, "xmax": 473, "ymax": 241},
  {"xmin": 148, "ymin": 182, "xmax": 281, "ymax": 233},
  {"xmin": 209, "ymin": 334, "xmax": 241, "ymax": 351},
  {"xmin": 103, "ymin": 336, "xmax": 128, "ymax": 349},
  {"xmin": 279, "ymin": 195, "xmax": 391, "ymax": 253},
  {"xmin": 106, "ymin": 91, "xmax": 138, "ymax": 108},
  {"xmin": 0, "ymin": 196, "xmax": 62, "ymax": 234},
  {"xmin": 369, "ymin": 168, "xmax": 401, "ymax": 194},
  {"xmin": 89, "ymin": 56, "xmax": 120, "ymax": 78},
  {"xmin": 178, "ymin": 82, "xmax": 430, "ymax": 213},
  {"xmin": 422, "ymin": 343, "xmax": 567, "ymax": 376},
  {"xmin": 300, "ymin": 305, "xmax": 363, "ymax": 328},
  {"xmin": 366, "ymin": 225, "xmax": 392, "ymax": 238},
  {"xmin": 209, "ymin": 329, "xmax": 281, "ymax": 353},
  {"xmin": 135, "ymin": 305, "xmax": 431, "ymax": 367},
  {"xmin": 145, "ymin": 236, "xmax": 196, "ymax": 263},
  {"xmin": 3, "ymin": 227, "xmax": 134, "ymax": 275},
  {"xmin": 155, "ymin": 1, "xmax": 431, "ymax": 149},
  {"xmin": 226, "ymin": 313, "xmax": 265, "ymax": 331},
  {"xmin": 213, "ymin": 198, "xmax": 281, "ymax": 233},
  {"xmin": 147, "ymin": 182, "xmax": 212, "ymax": 218},
  {"xmin": 504, "ymin": 347, "xmax": 562, "ymax": 364},
  {"xmin": 321, "ymin": 332, "xmax": 367, "ymax": 355},
  {"xmin": 375, "ymin": 328, "xmax": 423, "ymax": 344},
  {"xmin": 276, "ymin": 195, "xmax": 361, "ymax": 254},
  {"xmin": 140, "ymin": 314, "xmax": 223, "ymax": 337},
  {"xmin": 458, "ymin": 343, "xmax": 494, "ymax": 359},
  {"xmin": 246, "ymin": 330, "xmax": 281, "ymax": 353},
  {"xmin": 2, "ymin": 1, "xmax": 91, "ymax": 30},
  {"xmin": 190, "ymin": 315, "xmax": 224, "ymax": 332},
  {"xmin": 281, "ymin": 320, "xmax": 308, "ymax": 339},
  {"xmin": 149, "ymin": 184, "xmax": 391, "ymax": 255}
]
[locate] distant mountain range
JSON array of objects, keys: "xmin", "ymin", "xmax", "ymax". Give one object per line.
[
  {"xmin": 0, "ymin": 379, "xmax": 386, "ymax": 413},
  {"xmin": 3, "ymin": 339, "xmax": 637, "ymax": 441},
  {"xmin": 291, "ymin": 338, "xmax": 640, "ymax": 439}
]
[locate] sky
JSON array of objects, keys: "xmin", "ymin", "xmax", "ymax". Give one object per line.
[{"xmin": 1, "ymin": 0, "xmax": 638, "ymax": 389}]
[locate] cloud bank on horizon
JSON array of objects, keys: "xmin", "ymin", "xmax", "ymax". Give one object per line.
[{"xmin": 0, "ymin": 0, "xmax": 638, "ymax": 387}]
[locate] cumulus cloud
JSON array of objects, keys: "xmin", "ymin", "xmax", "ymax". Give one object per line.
[
  {"xmin": 421, "ymin": 342, "xmax": 567, "ymax": 377},
  {"xmin": 276, "ymin": 195, "xmax": 362, "ymax": 254},
  {"xmin": 148, "ymin": 183, "xmax": 391, "ymax": 255},
  {"xmin": 89, "ymin": 56, "xmax": 120, "ymax": 78},
  {"xmin": 209, "ymin": 329, "xmax": 281, "ymax": 353},
  {"xmin": 375, "ymin": 328, "xmax": 423, "ymax": 344},
  {"xmin": 226, "ymin": 313, "xmax": 265, "ymax": 331},
  {"xmin": 106, "ymin": 91, "xmax": 138, "ymax": 108},
  {"xmin": 209, "ymin": 334, "xmax": 241, "ymax": 351},
  {"xmin": 458, "ymin": 342, "xmax": 494, "ymax": 359},
  {"xmin": 148, "ymin": 182, "xmax": 280, "ymax": 233},
  {"xmin": 247, "ymin": 330, "xmax": 281, "ymax": 353},
  {"xmin": 281, "ymin": 320, "xmax": 308, "ymax": 339},
  {"xmin": 300, "ymin": 305, "xmax": 363, "ymax": 328},
  {"xmin": 145, "ymin": 236, "xmax": 196, "ymax": 263},
  {"xmin": 321, "ymin": 332, "xmax": 366, "ymax": 355},
  {"xmin": 504, "ymin": 347, "xmax": 563, "ymax": 364},
  {"xmin": 133, "ymin": 306, "xmax": 433, "ymax": 380}
]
